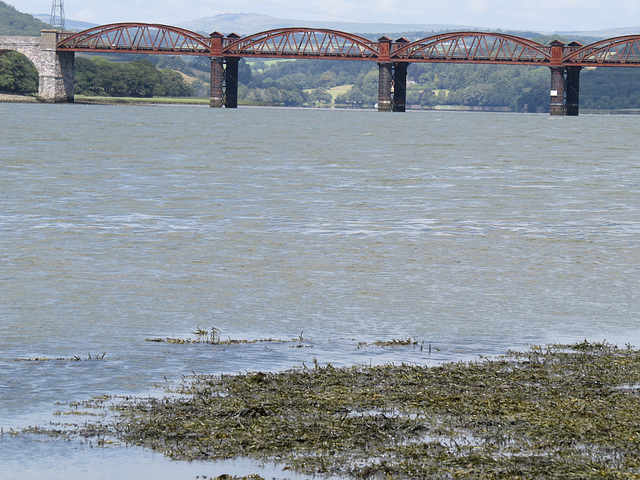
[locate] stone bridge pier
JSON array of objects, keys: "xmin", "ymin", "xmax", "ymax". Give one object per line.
[{"xmin": 0, "ymin": 30, "xmax": 74, "ymax": 102}]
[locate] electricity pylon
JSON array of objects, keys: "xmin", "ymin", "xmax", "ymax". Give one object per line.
[{"xmin": 50, "ymin": 0, "xmax": 66, "ymax": 30}]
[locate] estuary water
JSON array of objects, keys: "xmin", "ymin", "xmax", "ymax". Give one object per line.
[{"xmin": 1, "ymin": 103, "xmax": 639, "ymax": 479}]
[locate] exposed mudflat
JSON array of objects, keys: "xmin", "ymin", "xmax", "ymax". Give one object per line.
[{"xmin": 0, "ymin": 93, "xmax": 37, "ymax": 102}]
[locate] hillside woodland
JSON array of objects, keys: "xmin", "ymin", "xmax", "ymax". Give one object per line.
[
  {"xmin": 1, "ymin": 1, "xmax": 640, "ymax": 111},
  {"xmin": 0, "ymin": 1, "xmax": 50, "ymax": 35}
]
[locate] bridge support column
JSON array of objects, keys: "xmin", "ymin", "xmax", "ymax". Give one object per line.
[
  {"xmin": 38, "ymin": 30, "xmax": 75, "ymax": 102},
  {"xmin": 224, "ymin": 57, "xmax": 239, "ymax": 109},
  {"xmin": 549, "ymin": 66, "xmax": 582, "ymax": 116},
  {"xmin": 392, "ymin": 62, "xmax": 407, "ymax": 112},
  {"xmin": 565, "ymin": 66, "xmax": 581, "ymax": 116},
  {"xmin": 378, "ymin": 62, "xmax": 392, "ymax": 112},
  {"xmin": 549, "ymin": 66, "xmax": 565, "ymax": 116},
  {"xmin": 210, "ymin": 57, "xmax": 224, "ymax": 108}
]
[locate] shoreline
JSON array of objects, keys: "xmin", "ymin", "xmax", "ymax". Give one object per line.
[
  {"xmin": 0, "ymin": 93, "xmax": 38, "ymax": 103},
  {"xmin": 25, "ymin": 341, "xmax": 640, "ymax": 479},
  {"xmin": 4, "ymin": 94, "xmax": 640, "ymax": 115}
]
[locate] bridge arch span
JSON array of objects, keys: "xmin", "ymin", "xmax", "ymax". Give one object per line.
[
  {"xmin": 222, "ymin": 28, "xmax": 380, "ymax": 60},
  {"xmin": 57, "ymin": 23, "xmax": 211, "ymax": 55},
  {"xmin": 0, "ymin": 32, "xmax": 73, "ymax": 102},
  {"xmin": 391, "ymin": 31, "xmax": 551, "ymax": 64},
  {"xmin": 0, "ymin": 38, "xmax": 40, "ymax": 63},
  {"xmin": 0, "ymin": 44, "xmax": 39, "ymax": 93},
  {"xmin": 563, "ymin": 35, "xmax": 640, "ymax": 65}
]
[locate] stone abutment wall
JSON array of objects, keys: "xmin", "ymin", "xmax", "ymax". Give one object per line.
[{"xmin": 0, "ymin": 30, "xmax": 74, "ymax": 102}]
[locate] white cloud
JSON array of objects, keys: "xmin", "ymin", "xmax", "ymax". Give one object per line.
[{"xmin": 464, "ymin": 0, "xmax": 491, "ymax": 15}]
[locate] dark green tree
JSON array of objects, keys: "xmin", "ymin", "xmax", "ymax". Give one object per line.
[
  {"xmin": 74, "ymin": 57, "xmax": 193, "ymax": 97},
  {"xmin": 0, "ymin": 52, "xmax": 38, "ymax": 94},
  {"xmin": 308, "ymin": 87, "xmax": 333, "ymax": 105},
  {"xmin": 516, "ymin": 81, "xmax": 549, "ymax": 113}
]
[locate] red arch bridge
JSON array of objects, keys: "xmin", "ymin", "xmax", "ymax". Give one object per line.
[{"xmin": 21, "ymin": 24, "xmax": 640, "ymax": 114}]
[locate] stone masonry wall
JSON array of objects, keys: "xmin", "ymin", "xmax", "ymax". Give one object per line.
[{"xmin": 0, "ymin": 32, "xmax": 74, "ymax": 102}]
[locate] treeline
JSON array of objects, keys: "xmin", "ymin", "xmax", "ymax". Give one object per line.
[
  {"xmin": 0, "ymin": 51, "xmax": 38, "ymax": 94},
  {"xmin": 239, "ymin": 59, "xmax": 373, "ymax": 106},
  {"xmin": 0, "ymin": 54, "xmax": 195, "ymax": 98},
  {"xmin": 74, "ymin": 57, "xmax": 193, "ymax": 97},
  {"xmin": 580, "ymin": 68, "xmax": 640, "ymax": 110},
  {"xmin": 0, "ymin": 1, "xmax": 50, "ymax": 35},
  {"xmin": 241, "ymin": 58, "xmax": 551, "ymax": 111},
  {"xmin": 4, "ymin": 46, "xmax": 640, "ymax": 111},
  {"xmin": 406, "ymin": 63, "xmax": 551, "ymax": 112}
]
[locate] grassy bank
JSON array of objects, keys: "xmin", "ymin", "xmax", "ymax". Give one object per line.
[
  {"xmin": 25, "ymin": 340, "xmax": 640, "ymax": 479},
  {"xmin": 75, "ymin": 95, "xmax": 210, "ymax": 105},
  {"xmin": 75, "ymin": 95, "xmax": 283, "ymax": 107}
]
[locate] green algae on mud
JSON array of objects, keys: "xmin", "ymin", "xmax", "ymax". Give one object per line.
[{"xmin": 27, "ymin": 341, "xmax": 640, "ymax": 479}]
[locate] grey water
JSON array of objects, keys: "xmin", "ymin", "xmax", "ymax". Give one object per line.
[{"xmin": 1, "ymin": 103, "xmax": 639, "ymax": 479}]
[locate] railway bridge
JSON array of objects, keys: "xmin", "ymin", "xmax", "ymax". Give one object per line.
[{"xmin": 2, "ymin": 24, "xmax": 640, "ymax": 114}]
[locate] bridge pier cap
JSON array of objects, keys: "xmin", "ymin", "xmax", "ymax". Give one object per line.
[{"xmin": 548, "ymin": 40, "xmax": 583, "ymax": 116}]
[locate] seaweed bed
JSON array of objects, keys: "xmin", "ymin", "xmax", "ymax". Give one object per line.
[{"xmin": 25, "ymin": 340, "xmax": 640, "ymax": 479}]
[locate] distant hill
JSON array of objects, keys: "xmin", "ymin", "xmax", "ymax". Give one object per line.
[
  {"xmin": 33, "ymin": 14, "xmax": 96, "ymax": 32},
  {"xmin": 180, "ymin": 13, "xmax": 477, "ymax": 37},
  {"xmin": 0, "ymin": 1, "xmax": 50, "ymax": 35},
  {"xmin": 181, "ymin": 13, "xmax": 640, "ymax": 40},
  {"xmin": 556, "ymin": 26, "xmax": 640, "ymax": 39}
]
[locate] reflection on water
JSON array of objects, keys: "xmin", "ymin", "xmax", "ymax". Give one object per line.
[{"xmin": 1, "ymin": 104, "xmax": 639, "ymax": 479}]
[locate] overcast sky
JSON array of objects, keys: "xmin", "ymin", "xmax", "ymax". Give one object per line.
[{"xmin": 12, "ymin": 0, "xmax": 640, "ymax": 32}]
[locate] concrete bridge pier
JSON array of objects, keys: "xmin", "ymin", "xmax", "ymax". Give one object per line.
[
  {"xmin": 377, "ymin": 36, "xmax": 409, "ymax": 112},
  {"xmin": 549, "ymin": 66, "xmax": 582, "ymax": 116},
  {"xmin": 565, "ymin": 66, "xmax": 582, "ymax": 116},
  {"xmin": 38, "ymin": 30, "xmax": 75, "ymax": 102},
  {"xmin": 392, "ymin": 62, "xmax": 408, "ymax": 112},
  {"xmin": 378, "ymin": 62, "xmax": 409, "ymax": 112},
  {"xmin": 209, "ymin": 31, "xmax": 239, "ymax": 109},
  {"xmin": 225, "ymin": 57, "xmax": 239, "ymax": 109},
  {"xmin": 548, "ymin": 40, "xmax": 582, "ymax": 116},
  {"xmin": 209, "ymin": 57, "xmax": 240, "ymax": 108},
  {"xmin": 378, "ymin": 62, "xmax": 393, "ymax": 111},
  {"xmin": 210, "ymin": 56, "xmax": 225, "ymax": 108},
  {"xmin": 549, "ymin": 66, "xmax": 566, "ymax": 116}
]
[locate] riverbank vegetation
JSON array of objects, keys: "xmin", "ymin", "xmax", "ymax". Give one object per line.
[
  {"xmin": 27, "ymin": 341, "xmax": 640, "ymax": 479},
  {"xmin": 74, "ymin": 57, "xmax": 193, "ymax": 98}
]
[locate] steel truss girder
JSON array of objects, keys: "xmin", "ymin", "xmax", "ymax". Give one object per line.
[
  {"xmin": 564, "ymin": 36, "xmax": 640, "ymax": 66},
  {"xmin": 57, "ymin": 24, "xmax": 640, "ymax": 69},
  {"xmin": 57, "ymin": 23, "xmax": 211, "ymax": 55},
  {"xmin": 391, "ymin": 32, "xmax": 551, "ymax": 64},
  {"xmin": 222, "ymin": 28, "xmax": 379, "ymax": 60}
]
